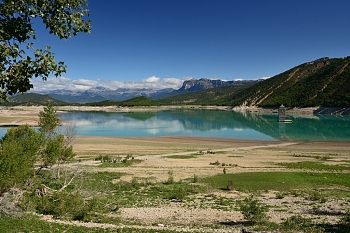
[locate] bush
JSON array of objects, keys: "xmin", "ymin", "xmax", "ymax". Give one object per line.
[
  {"xmin": 193, "ymin": 174, "xmax": 198, "ymax": 183},
  {"xmin": 0, "ymin": 125, "xmax": 42, "ymax": 194},
  {"xmin": 226, "ymin": 180, "xmax": 234, "ymax": 191},
  {"xmin": 238, "ymin": 195, "xmax": 269, "ymax": 224},
  {"xmin": 341, "ymin": 209, "xmax": 350, "ymax": 226},
  {"xmin": 281, "ymin": 215, "xmax": 324, "ymax": 233},
  {"xmin": 23, "ymin": 190, "xmax": 102, "ymax": 221}
]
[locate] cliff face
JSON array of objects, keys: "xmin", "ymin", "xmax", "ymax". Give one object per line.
[{"xmin": 178, "ymin": 78, "xmax": 259, "ymax": 92}]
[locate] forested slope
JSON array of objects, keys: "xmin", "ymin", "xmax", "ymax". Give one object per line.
[{"xmin": 230, "ymin": 57, "xmax": 350, "ymax": 107}]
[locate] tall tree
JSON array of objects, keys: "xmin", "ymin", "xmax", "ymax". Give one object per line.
[
  {"xmin": 38, "ymin": 102, "xmax": 60, "ymax": 138},
  {"xmin": 0, "ymin": 0, "xmax": 91, "ymax": 100}
]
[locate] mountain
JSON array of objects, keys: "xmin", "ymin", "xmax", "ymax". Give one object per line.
[
  {"xmin": 36, "ymin": 78, "xmax": 257, "ymax": 104},
  {"xmin": 1, "ymin": 93, "xmax": 68, "ymax": 106},
  {"xmin": 158, "ymin": 83, "xmax": 254, "ymax": 105},
  {"xmin": 37, "ymin": 86, "xmax": 174, "ymax": 104},
  {"xmin": 171, "ymin": 78, "xmax": 259, "ymax": 94},
  {"xmin": 228, "ymin": 57, "xmax": 350, "ymax": 107},
  {"xmin": 39, "ymin": 87, "xmax": 175, "ymax": 104},
  {"xmin": 84, "ymin": 96, "xmax": 160, "ymax": 107}
]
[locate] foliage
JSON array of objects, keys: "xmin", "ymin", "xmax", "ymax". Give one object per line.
[
  {"xmin": 0, "ymin": 125, "xmax": 42, "ymax": 193},
  {"xmin": 40, "ymin": 134, "xmax": 75, "ymax": 168},
  {"xmin": 0, "ymin": 215, "xmax": 191, "ymax": 233},
  {"xmin": 0, "ymin": 0, "xmax": 91, "ymax": 100},
  {"xmin": 277, "ymin": 161, "xmax": 350, "ymax": 171},
  {"xmin": 229, "ymin": 57, "xmax": 350, "ymax": 107},
  {"xmin": 238, "ymin": 195, "xmax": 269, "ymax": 224},
  {"xmin": 2, "ymin": 93, "xmax": 68, "ymax": 106},
  {"xmin": 30, "ymin": 191, "xmax": 100, "ymax": 221},
  {"xmin": 39, "ymin": 103, "xmax": 75, "ymax": 168},
  {"xmin": 158, "ymin": 84, "xmax": 251, "ymax": 105},
  {"xmin": 84, "ymin": 96, "xmax": 161, "ymax": 107},
  {"xmin": 39, "ymin": 103, "xmax": 60, "ymax": 137},
  {"xmin": 0, "ymin": 103, "xmax": 75, "ymax": 193},
  {"xmin": 119, "ymin": 96, "xmax": 160, "ymax": 106},
  {"xmin": 280, "ymin": 215, "xmax": 324, "ymax": 233}
]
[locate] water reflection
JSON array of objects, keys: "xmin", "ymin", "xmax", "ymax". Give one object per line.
[{"xmin": 57, "ymin": 110, "xmax": 350, "ymax": 141}]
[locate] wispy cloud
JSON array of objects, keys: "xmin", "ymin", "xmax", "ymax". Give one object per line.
[{"xmin": 31, "ymin": 76, "xmax": 185, "ymax": 92}]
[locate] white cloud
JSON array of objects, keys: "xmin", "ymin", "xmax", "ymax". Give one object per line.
[
  {"xmin": 105, "ymin": 76, "xmax": 183, "ymax": 90},
  {"xmin": 143, "ymin": 76, "xmax": 160, "ymax": 83},
  {"xmin": 30, "ymin": 76, "xmax": 184, "ymax": 92},
  {"xmin": 182, "ymin": 76, "xmax": 195, "ymax": 81},
  {"xmin": 31, "ymin": 77, "xmax": 98, "ymax": 92}
]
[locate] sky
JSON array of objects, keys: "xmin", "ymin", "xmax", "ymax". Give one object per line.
[{"xmin": 31, "ymin": 0, "xmax": 350, "ymax": 92}]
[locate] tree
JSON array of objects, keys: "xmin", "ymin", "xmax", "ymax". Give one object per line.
[
  {"xmin": 38, "ymin": 102, "xmax": 60, "ymax": 138},
  {"xmin": 0, "ymin": 0, "xmax": 91, "ymax": 100},
  {"xmin": 0, "ymin": 125, "xmax": 42, "ymax": 194},
  {"xmin": 38, "ymin": 103, "xmax": 76, "ymax": 173},
  {"xmin": 0, "ymin": 104, "xmax": 76, "ymax": 194}
]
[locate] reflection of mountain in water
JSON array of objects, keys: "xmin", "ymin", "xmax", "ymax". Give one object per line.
[{"xmin": 59, "ymin": 110, "xmax": 350, "ymax": 141}]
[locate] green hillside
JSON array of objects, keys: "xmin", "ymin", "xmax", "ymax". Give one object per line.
[
  {"xmin": 229, "ymin": 57, "xmax": 350, "ymax": 107},
  {"xmin": 158, "ymin": 84, "xmax": 252, "ymax": 105},
  {"xmin": 0, "ymin": 93, "xmax": 68, "ymax": 106},
  {"xmin": 84, "ymin": 96, "xmax": 160, "ymax": 107}
]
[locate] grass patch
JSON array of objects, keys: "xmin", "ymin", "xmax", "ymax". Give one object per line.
[
  {"xmin": 277, "ymin": 161, "xmax": 350, "ymax": 171},
  {"xmin": 112, "ymin": 182, "xmax": 205, "ymax": 207},
  {"xmin": 167, "ymin": 154, "xmax": 198, "ymax": 159},
  {"xmin": 78, "ymin": 171, "xmax": 124, "ymax": 193},
  {"xmin": 0, "ymin": 215, "xmax": 190, "ymax": 233},
  {"xmin": 0, "ymin": 216, "xmax": 113, "ymax": 233},
  {"xmin": 201, "ymin": 172, "xmax": 350, "ymax": 192}
]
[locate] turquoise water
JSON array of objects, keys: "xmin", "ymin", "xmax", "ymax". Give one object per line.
[
  {"xmin": 59, "ymin": 110, "xmax": 350, "ymax": 141},
  {"xmin": 1, "ymin": 110, "xmax": 350, "ymax": 141}
]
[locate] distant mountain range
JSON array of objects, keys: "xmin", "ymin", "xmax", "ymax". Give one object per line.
[
  {"xmin": 3, "ymin": 56, "xmax": 350, "ymax": 109},
  {"xmin": 33, "ymin": 78, "xmax": 258, "ymax": 104}
]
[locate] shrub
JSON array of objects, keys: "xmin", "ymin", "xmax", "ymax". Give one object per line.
[
  {"xmin": 341, "ymin": 209, "xmax": 350, "ymax": 226},
  {"xmin": 226, "ymin": 180, "xmax": 234, "ymax": 191},
  {"xmin": 0, "ymin": 125, "xmax": 42, "ymax": 194},
  {"xmin": 280, "ymin": 215, "xmax": 324, "ymax": 233},
  {"xmin": 165, "ymin": 171, "xmax": 174, "ymax": 184},
  {"xmin": 22, "ymin": 190, "xmax": 104, "ymax": 221},
  {"xmin": 238, "ymin": 195, "xmax": 269, "ymax": 224},
  {"xmin": 307, "ymin": 190, "xmax": 327, "ymax": 203},
  {"xmin": 193, "ymin": 174, "xmax": 198, "ymax": 183}
]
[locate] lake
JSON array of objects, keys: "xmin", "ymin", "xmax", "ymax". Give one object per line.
[
  {"xmin": 57, "ymin": 109, "xmax": 350, "ymax": 141},
  {"xmin": 1, "ymin": 109, "xmax": 349, "ymax": 141}
]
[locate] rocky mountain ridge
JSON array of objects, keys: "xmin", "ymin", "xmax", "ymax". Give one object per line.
[
  {"xmin": 177, "ymin": 78, "xmax": 259, "ymax": 92},
  {"xmin": 35, "ymin": 78, "xmax": 257, "ymax": 103}
]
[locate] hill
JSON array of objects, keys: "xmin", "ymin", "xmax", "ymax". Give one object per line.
[
  {"xmin": 0, "ymin": 93, "xmax": 68, "ymax": 106},
  {"xmin": 84, "ymin": 96, "xmax": 160, "ymax": 107},
  {"xmin": 158, "ymin": 84, "xmax": 253, "ymax": 105},
  {"xmin": 229, "ymin": 57, "xmax": 350, "ymax": 107}
]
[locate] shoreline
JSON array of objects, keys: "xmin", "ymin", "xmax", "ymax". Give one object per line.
[{"xmin": 0, "ymin": 105, "xmax": 349, "ymax": 128}]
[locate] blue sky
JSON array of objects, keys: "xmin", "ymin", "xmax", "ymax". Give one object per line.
[{"xmin": 31, "ymin": 0, "xmax": 350, "ymax": 92}]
